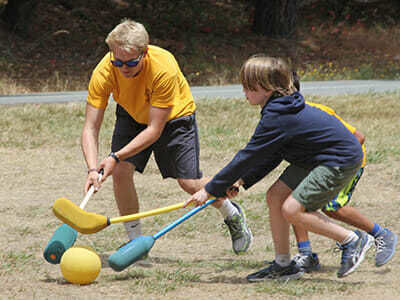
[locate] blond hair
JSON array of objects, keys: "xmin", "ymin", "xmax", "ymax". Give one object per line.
[
  {"xmin": 105, "ymin": 19, "xmax": 149, "ymax": 53},
  {"xmin": 240, "ymin": 55, "xmax": 296, "ymax": 96}
]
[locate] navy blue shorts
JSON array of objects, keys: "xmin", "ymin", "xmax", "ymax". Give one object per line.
[{"xmin": 111, "ymin": 105, "xmax": 203, "ymax": 179}]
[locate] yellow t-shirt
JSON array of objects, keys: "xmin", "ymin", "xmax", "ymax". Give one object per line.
[
  {"xmin": 87, "ymin": 45, "xmax": 196, "ymax": 124},
  {"xmin": 306, "ymin": 101, "xmax": 366, "ymax": 167}
]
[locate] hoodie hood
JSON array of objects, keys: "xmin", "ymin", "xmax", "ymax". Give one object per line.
[{"xmin": 262, "ymin": 91, "xmax": 305, "ymax": 115}]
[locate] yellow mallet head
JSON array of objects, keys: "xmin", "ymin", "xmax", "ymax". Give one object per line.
[{"xmin": 60, "ymin": 246, "xmax": 101, "ymax": 285}]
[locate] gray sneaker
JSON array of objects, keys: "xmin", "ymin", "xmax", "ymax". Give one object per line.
[
  {"xmin": 375, "ymin": 228, "xmax": 398, "ymax": 267},
  {"xmin": 337, "ymin": 230, "xmax": 374, "ymax": 278},
  {"xmin": 293, "ymin": 252, "xmax": 321, "ymax": 273},
  {"xmin": 224, "ymin": 201, "xmax": 253, "ymax": 254}
]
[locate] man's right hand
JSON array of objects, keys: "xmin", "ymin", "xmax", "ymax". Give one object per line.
[{"xmin": 85, "ymin": 169, "xmax": 101, "ymax": 193}]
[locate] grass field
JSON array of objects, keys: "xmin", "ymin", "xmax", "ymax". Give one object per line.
[{"xmin": 0, "ymin": 92, "xmax": 400, "ymax": 299}]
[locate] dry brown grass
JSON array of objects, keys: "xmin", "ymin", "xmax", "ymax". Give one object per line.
[{"xmin": 0, "ymin": 93, "xmax": 399, "ymax": 299}]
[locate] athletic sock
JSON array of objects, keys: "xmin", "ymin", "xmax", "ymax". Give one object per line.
[
  {"xmin": 218, "ymin": 200, "xmax": 239, "ymax": 219},
  {"xmin": 275, "ymin": 254, "xmax": 291, "ymax": 267},
  {"xmin": 124, "ymin": 220, "xmax": 141, "ymax": 241},
  {"xmin": 298, "ymin": 240, "xmax": 312, "ymax": 256},
  {"xmin": 340, "ymin": 231, "xmax": 358, "ymax": 246},
  {"xmin": 369, "ymin": 223, "xmax": 384, "ymax": 238}
]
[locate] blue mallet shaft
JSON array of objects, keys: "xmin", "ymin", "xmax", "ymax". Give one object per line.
[
  {"xmin": 153, "ymin": 198, "xmax": 216, "ymax": 240},
  {"xmin": 108, "ymin": 198, "xmax": 216, "ymax": 271}
]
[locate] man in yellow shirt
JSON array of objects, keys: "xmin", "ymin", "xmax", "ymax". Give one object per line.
[{"xmin": 81, "ymin": 19, "xmax": 252, "ymax": 256}]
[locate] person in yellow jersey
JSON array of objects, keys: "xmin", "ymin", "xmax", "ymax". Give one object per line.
[
  {"xmin": 81, "ymin": 19, "xmax": 252, "ymax": 255},
  {"xmin": 289, "ymin": 75, "xmax": 397, "ymax": 273}
]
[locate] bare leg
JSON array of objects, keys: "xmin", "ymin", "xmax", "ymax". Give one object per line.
[
  {"xmin": 266, "ymin": 180, "xmax": 292, "ymax": 255},
  {"xmin": 324, "ymin": 206, "xmax": 374, "ymax": 233},
  {"xmin": 293, "ymin": 224, "xmax": 310, "ymax": 243},
  {"xmin": 282, "ymin": 196, "xmax": 351, "ymax": 243},
  {"xmin": 112, "ymin": 161, "xmax": 138, "ymax": 215}
]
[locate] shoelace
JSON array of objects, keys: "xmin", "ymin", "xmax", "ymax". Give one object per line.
[
  {"xmin": 375, "ymin": 235, "xmax": 386, "ymax": 254},
  {"xmin": 224, "ymin": 216, "xmax": 242, "ymax": 238},
  {"xmin": 293, "ymin": 254, "xmax": 307, "ymax": 265}
]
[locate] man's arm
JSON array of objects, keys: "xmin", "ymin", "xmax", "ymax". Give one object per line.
[
  {"xmin": 99, "ymin": 105, "xmax": 172, "ymax": 181},
  {"xmin": 115, "ymin": 105, "xmax": 172, "ymax": 160},
  {"xmin": 353, "ymin": 130, "xmax": 365, "ymax": 145},
  {"xmin": 81, "ymin": 103, "xmax": 105, "ymax": 192}
]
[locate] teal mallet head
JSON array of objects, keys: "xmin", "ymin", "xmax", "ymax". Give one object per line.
[
  {"xmin": 108, "ymin": 199, "xmax": 216, "ymax": 271},
  {"xmin": 108, "ymin": 236, "xmax": 155, "ymax": 271},
  {"xmin": 43, "ymin": 224, "xmax": 78, "ymax": 264}
]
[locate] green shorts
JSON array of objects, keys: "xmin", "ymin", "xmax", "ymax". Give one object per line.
[{"xmin": 279, "ymin": 163, "xmax": 362, "ymax": 212}]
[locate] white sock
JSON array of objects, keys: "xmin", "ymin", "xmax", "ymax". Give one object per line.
[
  {"xmin": 124, "ymin": 220, "xmax": 141, "ymax": 241},
  {"xmin": 218, "ymin": 200, "xmax": 239, "ymax": 219},
  {"xmin": 340, "ymin": 231, "xmax": 358, "ymax": 246},
  {"xmin": 275, "ymin": 254, "xmax": 291, "ymax": 267}
]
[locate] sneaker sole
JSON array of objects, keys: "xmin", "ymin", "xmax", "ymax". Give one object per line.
[
  {"xmin": 302, "ymin": 264, "xmax": 321, "ymax": 273},
  {"xmin": 376, "ymin": 233, "xmax": 398, "ymax": 267},
  {"xmin": 339, "ymin": 234, "xmax": 374, "ymax": 278},
  {"xmin": 247, "ymin": 271, "xmax": 304, "ymax": 282}
]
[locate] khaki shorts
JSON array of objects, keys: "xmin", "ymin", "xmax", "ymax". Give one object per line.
[{"xmin": 279, "ymin": 163, "xmax": 361, "ymax": 211}]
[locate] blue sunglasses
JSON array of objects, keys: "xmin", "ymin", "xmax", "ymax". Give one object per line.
[{"xmin": 110, "ymin": 53, "xmax": 143, "ymax": 68}]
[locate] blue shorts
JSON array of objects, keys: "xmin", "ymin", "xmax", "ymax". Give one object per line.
[{"xmin": 111, "ymin": 105, "xmax": 203, "ymax": 179}]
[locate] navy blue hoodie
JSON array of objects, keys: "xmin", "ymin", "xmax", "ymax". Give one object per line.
[{"xmin": 205, "ymin": 92, "xmax": 363, "ymax": 197}]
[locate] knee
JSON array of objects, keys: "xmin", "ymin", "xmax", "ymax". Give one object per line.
[
  {"xmin": 266, "ymin": 180, "xmax": 289, "ymax": 208},
  {"xmin": 177, "ymin": 178, "xmax": 201, "ymax": 195},
  {"xmin": 281, "ymin": 203, "xmax": 294, "ymax": 223},
  {"xmin": 281, "ymin": 199, "xmax": 302, "ymax": 224},
  {"xmin": 112, "ymin": 162, "xmax": 134, "ymax": 184}
]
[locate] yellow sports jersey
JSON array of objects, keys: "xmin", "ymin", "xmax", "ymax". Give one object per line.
[
  {"xmin": 87, "ymin": 45, "xmax": 196, "ymax": 124},
  {"xmin": 306, "ymin": 101, "xmax": 366, "ymax": 167}
]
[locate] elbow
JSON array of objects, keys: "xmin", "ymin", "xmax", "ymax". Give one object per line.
[
  {"xmin": 148, "ymin": 127, "xmax": 164, "ymax": 144},
  {"xmin": 354, "ymin": 130, "xmax": 365, "ymax": 145}
]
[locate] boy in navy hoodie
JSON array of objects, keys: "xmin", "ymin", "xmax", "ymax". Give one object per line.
[{"xmin": 185, "ymin": 55, "xmax": 373, "ymax": 280}]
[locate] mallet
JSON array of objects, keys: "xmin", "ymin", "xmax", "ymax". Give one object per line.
[
  {"xmin": 43, "ymin": 171, "xmax": 102, "ymax": 264},
  {"xmin": 53, "ymin": 197, "xmax": 187, "ymax": 234},
  {"xmin": 108, "ymin": 198, "xmax": 216, "ymax": 271}
]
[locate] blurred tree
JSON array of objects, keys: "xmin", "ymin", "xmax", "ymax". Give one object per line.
[
  {"xmin": 252, "ymin": 0, "xmax": 297, "ymax": 38},
  {"xmin": 250, "ymin": 0, "xmax": 391, "ymax": 37},
  {"xmin": 0, "ymin": 0, "xmax": 37, "ymax": 35}
]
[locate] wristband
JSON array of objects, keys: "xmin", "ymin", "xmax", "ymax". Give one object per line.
[
  {"xmin": 108, "ymin": 152, "xmax": 120, "ymax": 163},
  {"xmin": 87, "ymin": 168, "xmax": 98, "ymax": 174}
]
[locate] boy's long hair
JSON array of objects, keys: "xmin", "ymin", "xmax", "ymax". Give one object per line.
[
  {"xmin": 240, "ymin": 55, "xmax": 297, "ymax": 96},
  {"xmin": 105, "ymin": 18, "xmax": 149, "ymax": 54}
]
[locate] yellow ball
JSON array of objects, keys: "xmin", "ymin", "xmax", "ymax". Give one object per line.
[{"xmin": 60, "ymin": 245, "xmax": 101, "ymax": 285}]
